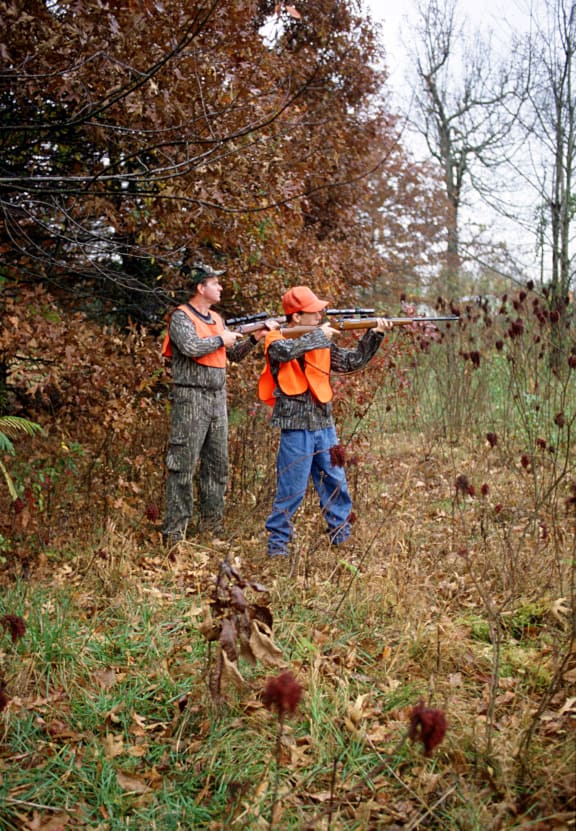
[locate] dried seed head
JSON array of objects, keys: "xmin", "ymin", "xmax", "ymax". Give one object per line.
[
  {"xmin": 262, "ymin": 672, "xmax": 302, "ymax": 717},
  {"xmin": 329, "ymin": 444, "xmax": 346, "ymax": 468},
  {"xmin": 408, "ymin": 701, "xmax": 448, "ymax": 756},
  {"xmin": 0, "ymin": 614, "xmax": 26, "ymax": 643},
  {"xmin": 455, "ymin": 474, "xmax": 470, "ymax": 495}
]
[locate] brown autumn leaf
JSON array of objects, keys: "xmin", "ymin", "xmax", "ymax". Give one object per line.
[
  {"xmin": 220, "ymin": 649, "xmax": 249, "ymax": 690},
  {"xmin": 308, "ymin": 791, "xmax": 335, "ymax": 803},
  {"xmin": 220, "ymin": 618, "xmax": 238, "ymax": 662},
  {"xmin": 347, "ymin": 693, "xmax": 373, "ymax": 726},
  {"xmin": 131, "ymin": 712, "xmax": 150, "ymax": 734},
  {"xmin": 23, "ymin": 812, "xmax": 70, "ymax": 831},
  {"xmin": 248, "ymin": 581, "xmax": 269, "ymax": 593},
  {"xmin": 558, "ymin": 697, "xmax": 576, "ymax": 716},
  {"xmin": 549, "ymin": 596, "xmax": 571, "ymax": 623},
  {"xmin": 230, "ymin": 585, "xmax": 248, "ymax": 611},
  {"xmin": 237, "ymin": 613, "xmax": 257, "ymax": 666},
  {"xmin": 93, "ymin": 667, "xmax": 116, "ymax": 689},
  {"xmin": 285, "ymin": 733, "xmax": 314, "ymax": 767},
  {"xmin": 103, "ymin": 732, "xmax": 124, "ymax": 759},
  {"xmin": 116, "ymin": 770, "xmax": 150, "ymax": 794},
  {"xmin": 249, "ymin": 619, "xmax": 287, "ymax": 668},
  {"xmin": 40, "ymin": 718, "xmax": 84, "ymax": 742},
  {"xmin": 127, "ymin": 743, "xmax": 149, "ymax": 758},
  {"xmin": 365, "ymin": 722, "xmax": 395, "ymax": 744},
  {"xmin": 198, "ymin": 605, "xmax": 221, "ymax": 642}
]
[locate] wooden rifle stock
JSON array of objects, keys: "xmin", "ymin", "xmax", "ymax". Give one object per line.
[{"xmin": 277, "ymin": 315, "xmax": 459, "ymax": 339}]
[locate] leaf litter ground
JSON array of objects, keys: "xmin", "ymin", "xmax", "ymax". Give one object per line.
[{"xmin": 0, "ymin": 434, "xmax": 574, "ymax": 830}]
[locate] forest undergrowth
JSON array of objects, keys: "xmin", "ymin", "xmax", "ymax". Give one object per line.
[{"xmin": 0, "ymin": 290, "xmax": 575, "ymax": 830}]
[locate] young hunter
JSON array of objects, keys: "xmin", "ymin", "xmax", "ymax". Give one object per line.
[
  {"xmin": 162, "ymin": 262, "xmax": 275, "ymax": 544},
  {"xmin": 258, "ymin": 285, "xmax": 391, "ymax": 557}
]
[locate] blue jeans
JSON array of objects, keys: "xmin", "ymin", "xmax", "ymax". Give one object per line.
[{"xmin": 266, "ymin": 427, "xmax": 352, "ymax": 555}]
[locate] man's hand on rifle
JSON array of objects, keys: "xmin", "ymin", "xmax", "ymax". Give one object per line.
[{"xmin": 221, "ymin": 329, "xmax": 243, "ymax": 347}]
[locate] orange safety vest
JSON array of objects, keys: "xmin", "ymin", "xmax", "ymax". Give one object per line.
[
  {"xmin": 258, "ymin": 329, "xmax": 333, "ymax": 406},
  {"xmin": 161, "ymin": 304, "xmax": 227, "ymax": 368}
]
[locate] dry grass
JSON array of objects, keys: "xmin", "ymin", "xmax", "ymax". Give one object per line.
[
  {"xmin": 1, "ymin": 304, "xmax": 575, "ymax": 828},
  {"xmin": 2, "ymin": 428, "xmax": 572, "ymax": 829}
]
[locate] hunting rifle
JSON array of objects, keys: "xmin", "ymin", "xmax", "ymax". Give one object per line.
[{"xmin": 226, "ymin": 308, "xmax": 459, "ymax": 337}]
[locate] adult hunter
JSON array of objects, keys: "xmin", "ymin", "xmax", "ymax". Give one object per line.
[{"xmin": 162, "ymin": 262, "xmax": 275, "ymax": 544}]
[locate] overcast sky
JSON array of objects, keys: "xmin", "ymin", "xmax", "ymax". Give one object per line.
[
  {"xmin": 363, "ymin": 0, "xmax": 541, "ymax": 276},
  {"xmin": 366, "ymin": 0, "xmax": 534, "ymax": 93}
]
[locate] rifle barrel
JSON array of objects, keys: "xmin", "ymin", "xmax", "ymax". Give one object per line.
[
  {"xmin": 336, "ymin": 316, "xmax": 458, "ymax": 330},
  {"xmin": 278, "ymin": 316, "xmax": 458, "ymax": 338}
]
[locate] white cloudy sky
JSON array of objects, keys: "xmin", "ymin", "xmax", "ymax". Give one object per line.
[
  {"xmin": 364, "ymin": 0, "xmax": 541, "ymax": 275},
  {"xmin": 366, "ymin": 0, "xmax": 534, "ymax": 93}
]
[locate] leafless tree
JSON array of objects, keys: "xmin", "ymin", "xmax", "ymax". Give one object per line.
[
  {"xmin": 406, "ymin": 0, "xmax": 522, "ymax": 297},
  {"xmin": 515, "ymin": 0, "xmax": 575, "ymax": 363}
]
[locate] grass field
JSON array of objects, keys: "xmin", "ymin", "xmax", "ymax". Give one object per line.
[{"xmin": 1, "ymin": 296, "xmax": 575, "ymax": 829}]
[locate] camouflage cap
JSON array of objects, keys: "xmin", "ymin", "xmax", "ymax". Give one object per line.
[{"xmin": 184, "ymin": 261, "xmax": 226, "ymax": 287}]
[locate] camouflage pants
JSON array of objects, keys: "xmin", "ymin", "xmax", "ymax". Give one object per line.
[{"xmin": 163, "ymin": 386, "xmax": 229, "ymax": 538}]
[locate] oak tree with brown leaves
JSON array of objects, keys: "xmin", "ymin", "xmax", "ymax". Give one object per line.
[{"xmin": 0, "ymin": 0, "xmax": 444, "ymax": 319}]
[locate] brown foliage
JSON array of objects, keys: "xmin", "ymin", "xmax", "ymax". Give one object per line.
[
  {"xmin": 0, "ymin": 0, "xmax": 445, "ymax": 319},
  {"xmin": 0, "ymin": 282, "xmax": 168, "ymax": 548}
]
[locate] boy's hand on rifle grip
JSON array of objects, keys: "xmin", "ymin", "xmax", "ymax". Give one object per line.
[
  {"xmin": 320, "ymin": 322, "xmax": 339, "ymax": 340},
  {"xmin": 374, "ymin": 318, "xmax": 393, "ymax": 333}
]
